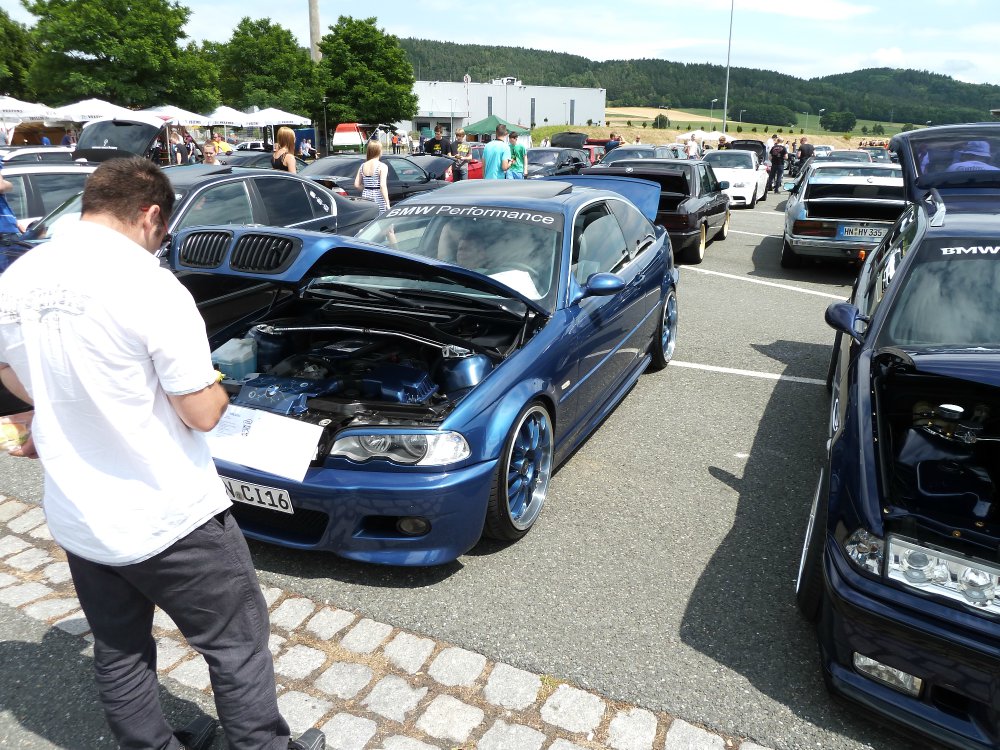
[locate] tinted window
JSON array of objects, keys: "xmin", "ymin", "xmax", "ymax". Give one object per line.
[
  {"xmin": 175, "ymin": 181, "xmax": 253, "ymax": 230},
  {"xmin": 573, "ymin": 203, "xmax": 628, "ymax": 282},
  {"xmin": 609, "ymin": 199, "xmax": 655, "ymax": 259},
  {"xmin": 254, "ymin": 177, "xmax": 314, "ymax": 226},
  {"xmin": 700, "ymin": 165, "xmax": 719, "ymax": 193},
  {"xmin": 37, "ymin": 151, "xmax": 74, "ymax": 163},
  {"xmin": 32, "ymin": 172, "xmax": 91, "ymax": 216},
  {"xmin": 2, "ymin": 176, "xmax": 28, "ymax": 218},
  {"xmin": 387, "ymin": 158, "xmax": 427, "ymax": 184},
  {"xmin": 857, "ymin": 207, "xmax": 918, "ymax": 318}
]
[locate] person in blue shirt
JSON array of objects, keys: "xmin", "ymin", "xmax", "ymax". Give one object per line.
[
  {"xmin": 0, "ymin": 168, "xmax": 20, "ymax": 240},
  {"xmin": 482, "ymin": 124, "xmax": 512, "ymax": 180},
  {"xmin": 946, "ymin": 141, "xmax": 1000, "ymax": 172},
  {"xmin": 40, "ymin": 135, "xmax": 51, "ymax": 146}
]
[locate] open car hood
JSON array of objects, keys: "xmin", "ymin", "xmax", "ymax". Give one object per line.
[
  {"xmin": 877, "ymin": 348, "xmax": 1000, "ymax": 388},
  {"xmin": 541, "ymin": 175, "xmax": 661, "ymax": 223},
  {"xmin": 170, "ymin": 226, "xmax": 551, "ymax": 317},
  {"xmin": 550, "ymin": 131, "xmax": 589, "ymax": 149}
]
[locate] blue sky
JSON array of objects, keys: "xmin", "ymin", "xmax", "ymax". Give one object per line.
[{"xmin": 9, "ymin": 0, "xmax": 1000, "ymax": 87}]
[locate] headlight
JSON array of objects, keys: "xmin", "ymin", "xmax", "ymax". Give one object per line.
[
  {"xmin": 887, "ymin": 536, "xmax": 1000, "ymax": 613},
  {"xmin": 844, "ymin": 528, "xmax": 884, "ymax": 575},
  {"xmin": 331, "ymin": 431, "xmax": 470, "ymax": 466}
]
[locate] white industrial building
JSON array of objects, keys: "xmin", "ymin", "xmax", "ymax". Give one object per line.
[{"xmin": 397, "ymin": 78, "xmax": 607, "ymax": 139}]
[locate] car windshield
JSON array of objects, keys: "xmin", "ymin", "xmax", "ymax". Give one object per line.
[
  {"xmin": 904, "ymin": 128, "xmax": 1000, "ymax": 189},
  {"xmin": 527, "ymin": 149, "xmax": 561, "ymax": 166},
  {"xmin": 880, "ymin": 255, "xmax": 1000, "ymax": 348},
  {"xmin": 354, "ymin": 205, "xmax": 563, "ymax": 310},
  {"xmin": 704, "ymin": 151, "xmax": 753, "ymax": 169},
  {"xmin": 827, "ymin": 151, "xmax": 871, "ymax": 162},
  {"xmin": 300, "ymin": 158, "xmax": 359, "ymax": 177},
  {"xmin": 600, "ymin": 148, "xmax": 652, "ymax": 164}
]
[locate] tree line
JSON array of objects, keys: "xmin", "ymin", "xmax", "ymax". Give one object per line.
[{"xmin": 0, "ymin": 4, "xmax": 417, "ymax": 127}]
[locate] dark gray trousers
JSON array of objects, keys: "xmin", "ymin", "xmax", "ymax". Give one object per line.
[{"xmin": 67, "ymin": 510, "xmax": 290, "ymax": 750}]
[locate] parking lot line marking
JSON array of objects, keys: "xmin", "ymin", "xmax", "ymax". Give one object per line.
[
  {"xmin": 731, "ymin": 230, "xmax": 782, "ymax": 239},
  {"xmin": 680, "ymin": 267, "xmax": 845, "ymax": 300},
  {"xmin": 670, "ymin": 360, "xmax": 826, "ymax": 386}
]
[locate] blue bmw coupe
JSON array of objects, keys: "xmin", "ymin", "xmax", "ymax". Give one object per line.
[{"xmin": 173, "ymin": 178, "xmax": 678, "ymax": 566}]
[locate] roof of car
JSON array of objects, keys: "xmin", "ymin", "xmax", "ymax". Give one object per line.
[
  {"xmin": 594, "ymin": 159, "xmax": 696, "ymax": 173},
  {"xmin": 0, "ymin": 162, "xmax": 95, "ymax": 174},
  {"xmin": 159, "ymin": 164, "xmax": 280, "ymax": 189}
]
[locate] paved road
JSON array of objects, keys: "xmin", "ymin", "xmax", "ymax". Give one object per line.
[{"xmin": 0, "ymin": 198, "xmax": 920, "ymax": 750}]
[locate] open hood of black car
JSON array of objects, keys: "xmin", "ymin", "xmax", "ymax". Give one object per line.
[
  {"xmin": 170, "ymin": 226, "xmax": 551, "ymax": 317},
  {"xmin": 550, "ymin": 132, "xmax": 589, "ymax": 149},
  {"xmin": 75, "ymin": 115, "xmax": 168, "ymax": 163},
  {"xmin": 878, "ymin": 348, "xmax": 1000, "ymax": 388}
]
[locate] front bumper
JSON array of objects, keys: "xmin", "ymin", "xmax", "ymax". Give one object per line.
[
  {"xmin": 787, "ymin": 235, "xmax": 878, "ymax": 261},
  {"xmin": 819, "ymin": 543, "xmax": 1000, "ymax": 749},
  {"xmin": 217, "ymin": 457, "xmax": 498, "ymax": 566}
]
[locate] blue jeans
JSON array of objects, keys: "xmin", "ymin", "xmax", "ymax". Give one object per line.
[{"xmin": 506, "ymin": 170, "xmax": 524, "ymax": 180}]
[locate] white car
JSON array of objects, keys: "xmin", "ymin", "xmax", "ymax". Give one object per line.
[
  {"xmin": 812, "ymin": 145, "xmax": 834, "ymax": 158},
  {"xmin": 0, "ymin": 162, "xmax": 96, "ymax": 230},
  {"xmin": 702, "ymin": 149, "xmax": 769, "ymax": 208}
]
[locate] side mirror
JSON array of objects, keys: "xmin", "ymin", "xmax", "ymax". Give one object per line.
[
  {"xmin": 783, "ymin": 181, "xmax": 797, "ymax": 192},
  {"xmin": 718, "ymin": 181, "xmax": 730, "ymax": 190},
  {"xmin": 825, "ymin": 302, "xmax": 868, "ymax": 344},
  {"xmin": 579, "ymin": 272, "xmax": 626, "ymax": 300}
]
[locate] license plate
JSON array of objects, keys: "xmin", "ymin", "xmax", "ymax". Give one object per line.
[
  {"xmin": 220, "ymin": 476, "xmax": 294, "ymax": 515},
  {"xmin": 842, "ymin": 226, "xmax": 886, "ymax": 238}
]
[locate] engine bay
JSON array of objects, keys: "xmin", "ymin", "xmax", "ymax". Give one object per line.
[
  {"xmin": 877, "ymin": 370, "xmax": 1000, "ymax": 544},
  {"xmin": 212, "ymin": 298, "xmax": 534, "ymax": 429}
]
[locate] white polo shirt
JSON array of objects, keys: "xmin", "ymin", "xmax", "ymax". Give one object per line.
[{"xmin": 0, "ymin": 220, "xmax": 230, "ymax": 565}]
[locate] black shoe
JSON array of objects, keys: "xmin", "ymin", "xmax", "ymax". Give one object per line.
[
  {"xmin": 174, "ymin": 716, "xmax": 218, "ymax": 750},
  {"xmin": 289, "ymin": 728, "xmax": 325, "ymax": 750}
]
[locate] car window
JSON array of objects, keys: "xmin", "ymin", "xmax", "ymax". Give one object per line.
[
  {"xmin": 37, "ymin": 151, "xmax": 74, "ymax": 163},
  {"xmin": 609, "ymin": 199, "xmax": 655, "ymax": 260},
  {"xmin": 254, "ymin": 177, "xmax": 315, "ymax": 226},
  {"xmin": 32, "ymin": 172, "xmax": 91, "ymax": 216},
  {"xmin": 1, "ymin": 176, "xmax": 28, "ymax": 218},
  {"xmin": 700, "ymin": 165, "xmax": 719, "ymax": 193},
  {"xmin": 387, "ymin": 158, "xmax": 428, "ymax": 184},
  {"xmin": 857, "ymin": 206, "xmax": 919, "ymax": 318},
  {"xmin": 573, "ymin": 203, "xmax": 629, "ymax": 283},
  {"xmin": 175, "ymin": 181, "xmax": 253, "ymax": 230}
]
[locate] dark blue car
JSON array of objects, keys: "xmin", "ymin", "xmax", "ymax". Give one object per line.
[
  {"xmin": 797, "ymin": 124, "xmax": 1000, "ymax": 749},
  {"xmin": 172, "ymin": 178, "xmax": 678, "ymax": 566}
]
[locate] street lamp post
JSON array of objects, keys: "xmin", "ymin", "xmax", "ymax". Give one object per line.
[
  {"xmin": 448, "ymin": 98, "xmax": 454, "ymax": 137},
  {"xmin": 722, "ymin": 0, "xmax": 734, "ymax": 132},
  {"xmin": 710, "ymin": 98, "xmax": 719, "ymax": 127},
  {"xmin": 803, "ymin": 111, "xmax": 809, "ymax": 132},
  {"xmin": 321, "ymin": 95, "xmax": 328, "ymax": 157},
  {"xmin": 738, "ymin": 109, "xmax": 746, "ymax": 125}
]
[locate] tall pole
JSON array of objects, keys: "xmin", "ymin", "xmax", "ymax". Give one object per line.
[
  {"xmin": 722, "ymin": 0, "xmax": 734, "ymax": 133},
  {"xmin": 322, "ymin": 96, "xmax": 328, "ymax": 157},
  {"xmin": 308, "ymin": 0, "xmax": 321, "ymax": 62}
]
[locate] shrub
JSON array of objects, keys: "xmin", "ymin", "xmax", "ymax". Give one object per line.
[{"xmin": 736, "ymin": 125, "xmax": 743, "ymax": 133}]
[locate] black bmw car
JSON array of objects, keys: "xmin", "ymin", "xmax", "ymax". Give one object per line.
[
  {"xmin": 798, "ymin": 123, "xmax": 1000, "ymax": 750},
  {"xmin": 300, "ymin": 155, "xmax": 449, "ymax": 203}
]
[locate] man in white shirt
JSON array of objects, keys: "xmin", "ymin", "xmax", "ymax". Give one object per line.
[{"xmin": 0, "ymin": 157, "xmax": 323, "ymax": 750}]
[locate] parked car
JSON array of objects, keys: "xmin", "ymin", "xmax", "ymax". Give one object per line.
[
  {"xmin": 780, "ymin": 161, "xmax": 905, "ymax": 268},
  {"xmin": 0, "ymin": 162, "xmax": 96, "ymax": 230},
  {"xmin": 583, "ymin": 159, "xmax": 730, "ymax": 264},
  {"xmin": 860, "ymin": 146, "xmax": 892, "ymax": 163},
  {"xmin": 407, "ymin": 154, "xmax": 455, "ymax": 182},
  {"xmin": 0, "ymin": 165, "xmax": 377, "ymax": 271},
  {"xmin": 219, "ymin": 150, "xmax": 308, "ymax": 172},
  {"xmin": 549, "ymin": 132, "xmax": 605, "ymax": 164},
  {"xmin": 525, "ymin": 147, "xmax": 589, "ymax": 178},
  {"xmin": 702, "ymin": 149, "xmax": 769, "ymax": 208},
  {"xmin": 813, "ymin": 144, "xmax": 834, "ymax": 158},
  {"xmin": 727, "ymin": 139, "xmax": 768, "ymax": 164},
  {"xmin": 466, "ymin": 143, "xmax": 485, "ymax": 179},
  {"xmin": 798, "ymin": 123, "xmax": 1000, "ymax": 750},
  {"xmin": 596, "ymin": 145, "xmax": 680, "ymax": 166},
  {"xmin": 0, "ymin": 146, "xmax": 76, "ymax": 164},
  {"xmin": 235, "ymin": 141, "xmax": 268, "ymax": 151},
  {"xmin": 825, "ymin": 149, "xmax": 873, "ymax": 163},
  {"xmin": 170, "ymin": 177, "xmax": 678, "ymax": 565},
  {"xmin": 300, "ymin": 155, "xmax": 449, "ymax": 203}
]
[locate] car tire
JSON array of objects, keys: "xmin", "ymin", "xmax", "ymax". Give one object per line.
[
  {"xmin": 679, "ymin": 224, "xmax": 707, "ymax": 264},
  {"xmin": 780, "ymin": 239, "xmax": 802, "ymax": 268},
  {"xmin": 748, "ymin": 188, "xmax": 757, "ymax": 209},
  {"xmin": 483, "ymin": 401, "xmax": 554, "ymax": 542},
  {"xmin": 796, "ymin": 470, "xmax": 828, "ymax": 622},
  {"xmin": 715, "ymin": 210, "xmax": 730, "ymax": 241},
  {"xmin": 648, "ymin": 286, "xmax": 678, "ymax": 371}
]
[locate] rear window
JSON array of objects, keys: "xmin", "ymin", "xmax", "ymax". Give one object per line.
[{"xmin": 805, "ymin": 183, "xmax": 904, "ymax": 200}]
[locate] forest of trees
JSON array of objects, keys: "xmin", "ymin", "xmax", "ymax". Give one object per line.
[{"xmin": 400, "ymin": 39, "xmax": 1000, "ymax": 128}]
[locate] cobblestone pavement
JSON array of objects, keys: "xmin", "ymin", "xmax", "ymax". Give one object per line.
[{"xmin": 0, "ymin": 497, "xmax": 775, "ymax": 750}]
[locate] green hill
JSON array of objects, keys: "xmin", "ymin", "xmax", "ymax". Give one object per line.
[{"xmin": 399, "ymin": 39, "xmax": 1000, "ymax": 129}]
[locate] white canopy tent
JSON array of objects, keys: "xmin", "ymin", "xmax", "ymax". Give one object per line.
[
  {"xmin": 53, "ymin": 98, "xmax": 136, "ymax": 123},
  {"xmin": 205, "ymin": 105, "xmax": 250, "ymax": 127},
  {"xmin": 0, "ymin": 96, "xmax": 61, "ymax": 144},
  {"xmin": 140, "ymin": 105, "xmax": 209, "ymax": 127},
  {"xmin": 246, "ymin": 107, "xmax": 311, "ymax": 127}
]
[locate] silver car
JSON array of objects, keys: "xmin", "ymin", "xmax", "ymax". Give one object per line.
[{"xmin": 780, "ymin": 161, "xmax": 905, "ymax": 268}]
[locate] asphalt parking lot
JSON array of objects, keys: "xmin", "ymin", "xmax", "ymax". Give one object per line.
[{"xmin": 0, "ymin": 196, "xmax": 923, "ymax": 750}]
